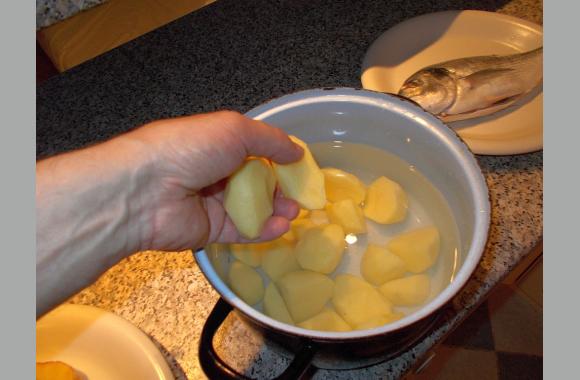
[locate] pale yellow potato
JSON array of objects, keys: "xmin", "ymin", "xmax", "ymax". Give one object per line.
[
  {"xmin": 277, "ymin": 270, "xmax": 334, "ymax": 323},
  {"xmin": 228, "ymin": 261, "xmax": 265, "ymax": 305},
  {"xmin": 298, "ymin": 307, "xmax": 351, "ymax": 332},
  {"xmin": 360, "ymin": 244, "xmax": 406, "ymax": 286},
  {"xmin": 332, "ymin": 274, "xmax": 393, "ymax": 328},
  {"xmin": 290, "ymin": 218, "xmax": 317, "ymax": 239},
  {"xmin": 273, "ymin": 136, "xmax": 326, "ymax": 210},
  {"xmin": 263, "ymin": 282, "xmax": 294, "ymax": 325},
  {"xmin": 281, "ymin": 228, "xmax": 297, "ymax": 242},
  {"xmin": 295, "ymin": 224, "xmax": 345, "ymax": 274},
  {"xmin": 379, "ymin": 274, "xmax": 431, "ymax": 306},
  {"xmin": 229, "ymin": 243, "xmax": 264, "ymax": 267},
  {"xmin": 353, "ymin": 312, "xmax": 405, "ymax": 330},
  {"xmin": 326, "ymin": 199, "xmax": 367, "ymax": 234},
  {"xmin": 363, "ymin": 176, "xmax": 408, "ymax": 224},
  {"xmin": 322, "ymin": 168, "xmax": 367, "ymax": 204},
  {"xmin": 387, "ymin": 226, "xmax": 440, "ymax": 273},
  {"xmin": 297, "ymin": 209, "xmax": 310, "ymax": 219},
  {"xmin": 309, "ymin": 209, "xmax": 329, "ymax": 225},
  {"xmin": 224, "ymin": 158, "xmax": 276, "ymax": 239},
  {"xmin": 261, "ymin": 238, "xmax": 300, "ymax": 281}
]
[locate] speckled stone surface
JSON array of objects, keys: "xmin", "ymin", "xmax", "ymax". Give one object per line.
[
  {"xmin": 36, "ymin": 0, "xmax": 109, "ymax": 29},
  {"xmin": 37, "ymin": 0, "xmax": 543, "ymax": 379}
]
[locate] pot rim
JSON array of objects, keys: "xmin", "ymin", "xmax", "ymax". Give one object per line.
[{"xmin": 195, "ymin": 87, "xmax": 491, "ymax": 340}]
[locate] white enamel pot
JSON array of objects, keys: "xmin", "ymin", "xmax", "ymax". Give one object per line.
[{"xmin": 194, "ymin": 88, "xmax": 490, "ymax": 379}]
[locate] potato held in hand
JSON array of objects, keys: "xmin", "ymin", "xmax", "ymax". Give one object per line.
[
  {"xmin": 224, "ymin": 158, "xmax": 276, "ymax": 239},
  {"xmin": 322, "ymin": 168, "xmax": 367, "ymax": 204},
  {"xmin": 273, "ymin": 136, "xmax": 326, "ymax": 210},
  {"xmin": 332, "ymin": 274, "xmax": 393, "ymax": 328},
  {"xmin": 295, "ymin": 224, "xmax": 345, "ymax": 274},
  {"xmin": 380, "ymin": 274, "xmax": 431, "ymax": 306},
  {"xmin": 363, "ymin": 176, "xmax": 408, "ymax": 224},
  {"xmin": 387, "ymin": 226, "xmax": 440, "ymax": 273},
  {"xmin": 361, "ymin": 244, "xmax": 406, "ymax": 286},
  {"xmin": 277, "ymin": 270, "xmax": 334, "ymax": 323},
  {"xmin": 228, "ymin": 261, "xmax": 264, "ymax": 305}
]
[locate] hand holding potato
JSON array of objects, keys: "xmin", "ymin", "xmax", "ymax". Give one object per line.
[{"xmin": 36, "ymin": 111, "xmax": 304, "ymax": 316}]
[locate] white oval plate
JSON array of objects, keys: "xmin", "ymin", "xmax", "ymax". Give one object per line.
[
  {"xmin": 36, "ymin": 304, "xmax": 174, "ymax": 380},
  {"xmin": 361, "ymin": 10, "xmax": 543, "ymax": 155}
]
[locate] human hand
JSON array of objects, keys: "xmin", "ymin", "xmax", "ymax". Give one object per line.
[{"xmin": 126, "ymin": 111, "xmax": 304, "ymax": 252}]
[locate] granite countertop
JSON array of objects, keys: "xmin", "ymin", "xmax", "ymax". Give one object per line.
[{"xmin": 36, "ymin": 0, "xmax": 543, "ymax": 379}]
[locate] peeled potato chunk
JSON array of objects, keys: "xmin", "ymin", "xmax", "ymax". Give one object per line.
[
  {"xmin": 295, "ymin": 224, "xmax": 345, "ymax": 274},
  {"xmin": 277, "ymin": 270, "xmax": 334, "ymax": 323},
  {"xmin": 281, "ymin": 228, "xmax": 297, "ymax": 242},
  {"xmin": 228, "ymin": 261, "xmax": 264, "ymax": 305},
  {"xmin": 229, "ymin": 242, "xmax": 265, "ymax": 267},
  {"xmin": 360, "ymin": 244, "xmax": 406, "ymax": 286},
  {"xmin": 309, "ymin": 209, "xmax": 330, "ymax": 225},
  {"xmin": 363, "ymin": 176, "xmax": 408, "ymax": 224},
  {"xmin": 322, "ymin": 168, "xmax": 366, "ymax": 204},
  {"xmin": 224, "ymin": 158, "xmax": 276, "ymax": 239},
  {"xmin": 273, "ymin": 136, "xmax": 326, "ymax": 210},
  {"xmin": 297, "ymin": 209, "xmax": 310, "ymax": 219},
  {"xmin": 326, "ymin": 199, "xmax": 367, "ymax": 234},
  {"xmin": 332, "ymin": 274, "xmax": 393, "ymax": 328},
  {"xmin": 353, "ymin": 312, "xmax": 405, "ymax": 330},
  {"xmin": 298, "ymin": 307, "xmax": 351, "ymax": 332},
  {"xmin": 261, "ymin": 238, "xmax": 300, "ymax": 281},
  {"xmin": 290, "ymin": 218, "xmax": 317, "ymax": 240},
  {"xmin": 387, "ymin": 226, "xmax": 440, "ymax": 273},
  {"xmin": 380, "ymin": 274, "xmax": 431, "ymax": 306},
  {"xmin": 263, "ymin": 282, "xmax": 294, "ymax": 325}
]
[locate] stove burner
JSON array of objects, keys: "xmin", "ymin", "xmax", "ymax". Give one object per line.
[{"xmin": 199, "ymin": 298, "xmax": 450, "ymax": 378}]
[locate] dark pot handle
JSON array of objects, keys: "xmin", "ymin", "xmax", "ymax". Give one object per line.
[{"xmin": 199, "ymin": 297, "xmax": 317, "ymax": 380}]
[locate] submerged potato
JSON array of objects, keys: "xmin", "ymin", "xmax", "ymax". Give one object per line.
[
  {"xmin": 273, "ymin": 136, "xmax": 326, "ymax": 210},
  {"xmin": 228, "ymin": 261, "xmax": 264, "ymax": 305},
  {"xmin": 322, "ymin": 168, "xmax": 366, "ymax": 204},
  {"xmin": 360, "ymin": 244, "xmax": 406, "ymax": 286},
  {"xmin": 298, "ymin": 307, "xmax": 351, "ymax": 332},
  {"xmin": 387, "ymin": 226, "xmax": 440, "ymax": 273},
  {"xmin": 261, "ymin": 238, "xmax": 300, "ymax": 281},
  {"xmin": 363, "ymin": 176, "xmax": 408, "ymax": 224},
  {"xmin": 295, "ymin": 224, "xmax": 345, "ymax": 274},
  {"xmin": 326, "ymin": 199, "xmax": 367, "ymax": 234},
  {"xmin": 290, "ymin": 218, "xmax": 317, "ymax": 239},
  {"xmin": 353, "ymin": 312, "xmax": 405, "ymax": 330},
  {"xmin": 224, "ymin": 158, "xmax": 276, "ymax": 239},
  {"xmin": 309, "ymin": 209, "xmax": 330, "ymax": 225},
  {"xmin": 379, "ymin": 274, "xmax": 431, "ymax": 306},
  {"xmin": 332, "ymin": 274, "xmax": 393, "ymax": 328},
  {"xmin": 277, "ymin": 270, "xmax": 334, "ymax": 323},
  {"xmin": 263, "ymin": 282, "xmax": 294, "ymax": 325},
  {"xmin": 229, "ymin": 242, "xmax": 264, "ymax": 267}
]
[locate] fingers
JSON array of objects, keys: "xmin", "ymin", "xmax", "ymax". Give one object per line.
[
  {"xmin": 273, "ymin": 196, "xmax": 300, "ymax": 220},
  {"xmin": 256, "ymin": 216, "xmax": 292, "ymax": 241},
  {"xmin": 222, "ymin": 112, "xmax": 304, "ymax": 164}
]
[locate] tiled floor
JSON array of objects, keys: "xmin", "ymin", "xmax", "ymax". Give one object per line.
[{"xmin": 408, "ymin": 258, "xmax": 543, "ymax": 380}]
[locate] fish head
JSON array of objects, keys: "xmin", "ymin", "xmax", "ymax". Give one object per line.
[{"xmin": 398, "ymin": 68, "xmax": 457, "ymax": 115}]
